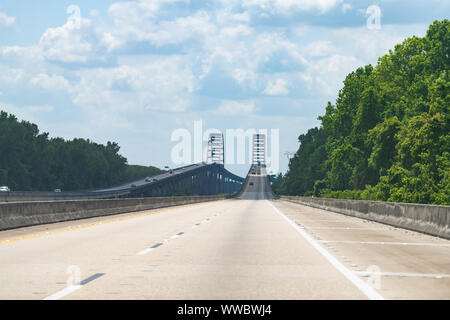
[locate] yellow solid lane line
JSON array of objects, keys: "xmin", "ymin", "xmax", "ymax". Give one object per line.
[
  {"xmin": 0, "ymin": 211, "xmax": 158, "ymax": 245},
  {"xmin": 0, "ymin": 200, "xmax": 226, "ymax": 246}
]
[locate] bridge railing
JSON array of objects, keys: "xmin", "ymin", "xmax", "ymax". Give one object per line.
[
  {"xmin": 281, "ymin": 196, "xmax": 450, "ymax": 240},
  {"xmin": 0, "ymin": 163, "xmax": 244, "ymax": 202},
  {"xmin": 0, "ymin": 195, "xmax": 228, "ymax": 231}
]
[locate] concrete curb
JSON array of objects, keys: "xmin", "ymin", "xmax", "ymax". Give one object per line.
[
  {"xmin": 280, "ymin": 196, "xmax": 450, "ymax": 240},
  {"xmin": 0, "ymin": 195, "xmax": 226, "ymax": 231}
]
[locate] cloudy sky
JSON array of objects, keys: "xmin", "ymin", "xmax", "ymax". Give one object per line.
[{"xmin": 0, "ymin": 0, "xmax": 448, "ymax": 177}]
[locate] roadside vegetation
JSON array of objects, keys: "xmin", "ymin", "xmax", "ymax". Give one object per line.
[
  {"xmin": 273, "ymin": 20, "xmax": 449, "ymax": 205},
  {"xmin": 0, "ymin": 111, "xmax": 162, "ymax": 191}
]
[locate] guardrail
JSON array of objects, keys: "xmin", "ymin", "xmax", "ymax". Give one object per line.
[
  {"xmin": 0, "ymin": 195, "xmax": 228, "ymax": 231},
  {"xmin": 281, "ymin": 196, "xmax": 450, "ymax": 240},
  {"xmin": 0, "ymin": 190, "xmax": 130, "ymax": 203}
]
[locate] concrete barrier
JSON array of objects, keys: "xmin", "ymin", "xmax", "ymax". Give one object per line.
[
  {"xmin": 0, "ymin": 195, "xmax": 226, "ymax": 231},
  {"xmin": 280, "ymin": 196, "xmax": 450, "ymax": 240}
]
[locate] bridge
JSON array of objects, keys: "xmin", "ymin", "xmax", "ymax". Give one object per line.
[
  {"xmin": 0, "ymin": 134, "xmax": 449, "ymax": 300},
  {"xmin": 0, "ymin": 162, "xmax": 244, "ymax": 202}
]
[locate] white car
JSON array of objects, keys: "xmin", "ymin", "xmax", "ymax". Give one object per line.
[{"xmin": 0, "ymin": 186, "xmax": 11, "ymax": 192}]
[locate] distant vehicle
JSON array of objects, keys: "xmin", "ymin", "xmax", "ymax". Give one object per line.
[
  {"xmin": 131, "ymin": 184, "xmax": 137, "ymax": 188},
  {"xmin": 145, "ymin": 177, "xmax": 151, "ymax": 182},
  {"xmin": 249, "ymin": 182, "xmax": 254, "ymax": 186},
  {"xmin": 0, "ymin": 186, "xmax": 10, "ymax": 192},
  {"xmin": 152, "ymin": 178, "xmax": 158, "ymax": 182},
  {"xmin": 169, "ymin": 169, "xmax": 173, "ymax": 174},
  {"xmin": 54, "ymin": 189, "xmax": 62, "ymax": 193},
  {"xmin": 252, "ymin": 171, "xmax": 256, "ymax": 174}
]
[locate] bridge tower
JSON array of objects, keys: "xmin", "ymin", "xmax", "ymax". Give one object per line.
[
  {"xmin": 207, "ymin": 133, "xmax": 224, "ymax": 165},
  {"xmin": 252, "ymin": 134, "xmax": 266, "ymax": 166}
]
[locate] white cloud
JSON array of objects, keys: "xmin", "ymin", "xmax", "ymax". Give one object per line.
[
  {"xmin": 300, "ymin": 54, "xmax": 362, "ymax": 97},
  {"xmin": 0, "ymin": 65, "xmax": 24, "ymax": 84},
  {"xmin": 108, "ymin": 0, "xmax": 188, "ymax": 21},
  {"xmin": 200, "ymin": 31, "xmax": 308, "ymax": 93},
  {"xmin": 1, "ymin": 45, "xmax": 42, "ymax": 62},
  {"xmin": 149, "ymin": 11, "xmax": 214, "ymax": 46},
  {"xmin": 216, "ymin": 9, "xmax": 251, "ymax": 24},
  {"xmin": 25, "ymin": 105, "xmax": 54, "ymax": 113},
  {"xmin": 90, "ymin": 9, "xmax": 100, "ymax": 18},
  {"xmin": 214, "ymin": 100, "xmax": 255, "ymax": 115},
  {"xmin": 0, "ymin": 0, "xmax": 430, "ymax": 175},
  {"xmin": 263, "ymin": 78, "xmax": 289, "ymax": 96},
  {"xmin": 0, "ymin": 102, "xmax": 54, "ymax": 125},
  {"xmin": 341, "ymin": 3, "xmax": 352, "ymax": 13},
  {"xmin": 242, "ymin": 0, "xmax": 342, "ymax": 14},
  {"xmin": 30, "ymin": 73, "xmax": 71, "ymax": 92},
  {"xmin": 107, "ymin": 0, "xmax": 199, "ymax": 48},
  {"xmin": 328, "ymin": 26, "xmax": 407, "ymax": 61},
  {"xmin": 101, "ymin": 32, "xmax": 122, "ymax": 52},
  {"xmin": 306, "ymin": 41, "xmax": 335, "ymax": 57},
  {"xmin": 0, "ymin": 12, "xmax": 15, "ymax": 28},
  {"xmin": 220, "ymin": 24, "xmax": 253, "ymax": 38},
  {"xmin": 38, "ymin": 18, "xmax": 109, "ymax": 64},
  {"xmin": 72, "ymin": 56, "xmax": 197, "ymax": 115}
]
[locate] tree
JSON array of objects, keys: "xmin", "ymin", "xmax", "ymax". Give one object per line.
[
  {"xmin": 276, "ymin": 19, "xmax": 450, "ymax": 205},
  {"xmin": 0, "ymin": 110, "xmax": 162, "ymax": 191}
]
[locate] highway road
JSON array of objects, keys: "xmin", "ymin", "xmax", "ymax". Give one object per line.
[
  {"xmin": 240, "ymin": 166, "xmax": 273, "ymax": 200},
  {"xmin": 0, "ymin": 171, "xmax": 449, "ymax": 299}
]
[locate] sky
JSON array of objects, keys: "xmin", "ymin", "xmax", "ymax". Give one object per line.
[{"xmin": 0, "ymin": 0, "xmax": 448, "ymax": 177}]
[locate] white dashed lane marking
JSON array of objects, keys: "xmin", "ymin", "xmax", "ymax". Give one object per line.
[
  {"xmin": 170, "ymin": 232, "xmax": 185, "ymax": 239},
  {"xmin": 43, "ymin": 273, "xmax": 104, "ymax": 300},
  {"xmin": 137, "ymin": 243, "xmax": 163, "ymax": 256},
  {"xmin": 268, "ymin": 200, "xmax": 384, "ymax": 300}
]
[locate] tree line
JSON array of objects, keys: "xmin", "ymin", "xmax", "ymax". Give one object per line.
[
  {"xmin": 0, "ymin": 111, "xmax": 162, "ymax": 191},
  {"xmin": 273, "ymin": 20, "xmax": 449, "ymax": 205}
]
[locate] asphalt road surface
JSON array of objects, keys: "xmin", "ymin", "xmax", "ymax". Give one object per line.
[{"xmin": 0, "ymin": 172, "xmax": 449, "ymax": 299}]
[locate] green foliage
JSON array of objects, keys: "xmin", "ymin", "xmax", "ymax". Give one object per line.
[
  {"xmin": 0, "ymin": 111, "xmax": 162, "ymax": 191},
  {"xmin": 273, "ymin": 127, "xmax": 328, "ymax": 195},
  {"xmin": 367, "ymin": 116, "xmax": 402, "ymax": 176},
  {"xmin": 124, "ymin": 165, "xmax": 163, "ymax": 182},
  {"xmin": 275, "ymin": 19, "xmax": 450, "ymax": 205}
]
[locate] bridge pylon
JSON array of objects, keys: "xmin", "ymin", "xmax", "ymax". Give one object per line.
[
  {"xmin": 207, "ymin": 133, "xmax": 224, "ymax": 165},
  {"xmin": 252, "ymin": 134, "xmax": 266, "ymax": 166}
]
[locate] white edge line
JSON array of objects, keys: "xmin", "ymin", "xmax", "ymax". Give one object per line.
[
  {"xmin": 267, "ymin": 200, "xmax": 384, "ymax": 300},
  {"xmin": 137, "ymin": 248, "xmax": 154, "ymax": 255},
  {"xmin": 43, "ymin": 284, "xmax": 82, "ymax": 300},
  {"xmin": 354, "ymin": 271, "xmax": 450, "ymax": 279},
  {"xmin": 317, "ymin": 240, "xmax": 450, "ymax": 247}
]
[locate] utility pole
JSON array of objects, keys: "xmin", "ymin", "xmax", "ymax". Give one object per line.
[{"xmin": 284, "ymin": 151, "xmax": 294, "ymax": 162}]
